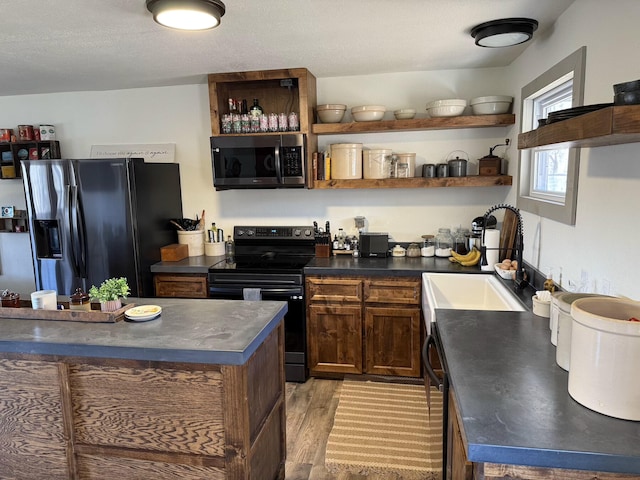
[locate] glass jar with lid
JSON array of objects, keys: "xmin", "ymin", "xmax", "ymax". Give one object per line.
[
  {"xmin": 453, "ymin": 227, "xmax": 470, "ymax": 255},
  {"xmin": 435, "ymin": 228, "xmax": 454, "ymax": 257},
  {"xmin": 421, "ymin": 235, "xmax": 435, "ymax": 257}
]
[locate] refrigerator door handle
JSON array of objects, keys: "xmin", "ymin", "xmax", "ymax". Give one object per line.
[{"xmin": 68, "ymin": 185, "xmax": 87, "ymax": 278}]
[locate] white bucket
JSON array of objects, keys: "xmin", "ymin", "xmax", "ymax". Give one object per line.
[
  {"xmin": 204, "ymin": 241, "xmax": 225, "ymax": 257},
  {"xmin": 363, "ymin": 149, "xmax": 392, "ymax": 179},
  {"xmin": 177, "ymin": 230, "xmax": 205, "ymax": 257},
  {"xmin": 555, "ymin": 293, "xmax": 609, "ymax": 371},
  {"xmin": 568, "ymin": 297, "xmax": 640, "ymax": 420},
  {"xmin": 331, "ymin": 143, "xmax": 362, "ymax": 179}
]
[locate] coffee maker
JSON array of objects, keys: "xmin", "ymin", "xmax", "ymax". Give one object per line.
[{"xmin": 469, "ymin": 215, "xmax": 496, "ymax": 251}]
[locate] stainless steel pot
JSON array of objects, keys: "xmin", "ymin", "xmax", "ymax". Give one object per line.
[{"xmin": 436, "ymin": 163, "xmax": 448, "ymax": 177}]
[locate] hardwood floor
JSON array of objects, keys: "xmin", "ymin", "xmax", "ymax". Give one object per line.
[{"xmin": 284, "ymin": 377, "xmax": 424, "ymax": 480}]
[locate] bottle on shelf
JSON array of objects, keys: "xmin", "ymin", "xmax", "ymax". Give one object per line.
[
  {"xmin": 225, "ymin": 235, "xmax": 235, "ymax": 262},
  {"xmin": 240, "ymin": 99, "xmax": 248, "ymax": 115},
  {"xmin": 250, "ymin": 99, "xmax": 263, "ymax": 118}
]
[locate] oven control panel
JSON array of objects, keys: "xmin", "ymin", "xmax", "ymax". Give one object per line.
[{"xmin": 234, "ymin": 226, "xmax": 314, "ymax": 240}]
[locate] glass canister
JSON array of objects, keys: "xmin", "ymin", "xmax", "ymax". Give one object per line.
[
  {"xmin": 421, "ymin": 235, "xmax": 435, "ymax": 257},
  {"xmin": 69, "ymin": 288, "xmax": 91, "ymax": 312},
  {"xmin": 435, "ymin": 228, "xmax": 454, "ymax": 257},
  {"xmin": 453, "ymin": 227, "xmax": 470, "ymax": 255}
]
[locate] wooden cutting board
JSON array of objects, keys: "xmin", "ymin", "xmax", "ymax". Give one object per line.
[{"xmin": 499, "ymin": 209, "xmax": 518, "ymax": 261}]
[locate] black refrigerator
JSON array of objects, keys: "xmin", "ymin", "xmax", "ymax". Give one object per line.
[{"xmin": 21, "ymin": 158, "xmax": 183, "ymax": 297}]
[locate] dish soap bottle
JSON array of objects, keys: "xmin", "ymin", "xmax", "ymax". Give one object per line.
[{"xmin": 544, "ymin": 269, "xmax": 556, "ymax": 292}]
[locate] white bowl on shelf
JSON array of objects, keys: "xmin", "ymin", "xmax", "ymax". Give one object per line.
[
  {"xmin": 426, "ymin": 99, "xmax": 467, "ymax": 117},
  {"xmin": 317, "ymin": 104, "xmax": 347, "ymax": 123},
  {"xmin": 470, "ymin": 95, "xmax": 513, "ymax": 115},
  {"xmin": 393, "ymin": 109, "xmax": 416, "ymax": 120},
  {"xmin": 351, "ymin": 105, "xmax": 386, "ymax": 122}
]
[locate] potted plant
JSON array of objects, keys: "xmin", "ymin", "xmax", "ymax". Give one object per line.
[{"xmin": 89, "ymin": 277, "xmax": 131, "ymax": 312}]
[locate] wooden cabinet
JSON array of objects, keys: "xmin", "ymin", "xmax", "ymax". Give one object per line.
[
  {"xmin": 207, "ymin": 68, "xmax": 318, "ymax": 188},
  {"xmin": 0, "ymin": 324, "xmax": 285, "ymax": 480},
  {"xmin": 447, "ymin": 389, "xmax": 473, "ymax": 480},
  {"xmin": 154, "ymin": 273, "xmax": 208, "ymax": 298},
  {"xmin": 307, "ymin": 278, "xmax": 363, "ymax": 375},
  {"xmin": 306, "ymin": 275, "xmax": 421, "ymax": 378},
  {"xmin": 0, "ymin": 141, "xmax": 61, "ymax": 179},
  {"xmin": 517, "ymin": 104, "xmax": 640, "ymax": 149}
]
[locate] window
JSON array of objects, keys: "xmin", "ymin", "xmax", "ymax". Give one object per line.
[{"xmin": 517, "ymin": 47, "xmax": 586, "ymax": 225}]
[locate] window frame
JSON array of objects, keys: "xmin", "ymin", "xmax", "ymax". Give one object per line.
[{"xmin": 517, "ymin": 46, "xmax": 586, "ymax": 225}]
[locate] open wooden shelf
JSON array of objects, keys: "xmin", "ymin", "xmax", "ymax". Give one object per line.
[
  {"xmin": 518, "ymin": 104, "xmax": 640, "ymax": 149},
  {"xmin": 313, "ymin": 175, "xmax": 512, "ymax": 189},
  {"xmin": 312, "ymin": 114, "xmax": 515, "ymax": 135}
]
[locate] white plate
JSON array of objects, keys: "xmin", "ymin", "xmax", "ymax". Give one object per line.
[{"xmin": 125, "ymin": 305, "xmax": 162, "ymax": 322}]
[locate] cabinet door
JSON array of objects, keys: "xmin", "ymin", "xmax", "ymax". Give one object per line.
[
  {"xmin": 447, "ymin": 390, "xmax": 473, "ymax": 480},
  {"xmin": 364, "ymin": 306, "xmax": 421, "ymax": 377},
  {"xmin": 364, "ymin": 278, "xmax": 420, "ymax": 305},
  {"xmin": 154, "ymin": 274, "xmax": 208, "ymax": 298},
  {"xmin": 307, "ymin": 304, "xmax": 362, "ymax": 375}
]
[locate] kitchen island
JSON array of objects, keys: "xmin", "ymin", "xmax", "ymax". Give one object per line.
[
  {"xmin": 0, "ymin": 298, "xmax": 287, "ymax": 480},
  {"xmin": 436, "ymin": 309, "xmax": 640, "ymax": 479}
]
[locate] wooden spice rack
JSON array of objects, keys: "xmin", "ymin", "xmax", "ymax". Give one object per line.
[{"xmin": 0, "ymin": 302, "xmax": 134, "ymax": 323}]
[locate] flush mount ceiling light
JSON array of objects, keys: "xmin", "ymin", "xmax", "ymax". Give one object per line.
[
  {"xmin": 471, "ymin": 18, "xmax": 538, "ymax": 48},
  {"xmin": 146, "ymin": 0, "xmax": 226, "ymax": 31}
]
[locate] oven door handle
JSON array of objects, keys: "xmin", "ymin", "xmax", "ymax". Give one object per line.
[
  {"xmin": 423, "ymin": 334, "xmax": 444, "ymax": 392},
  {"xmin": 209, "ymin": 286, "xmax": 303, "ymax": 296}
]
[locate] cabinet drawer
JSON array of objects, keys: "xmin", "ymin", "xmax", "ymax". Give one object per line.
[
  {"xmin": 306, "ymin": 278, "xmax": 363, "ymax": 303},
  {"xmin": 154, "ymin": 274, "xmax": 208, "ymax": 298},
  {"xmin": 364, "ymin": 278, "xmax": 420, "ymax": 305}
]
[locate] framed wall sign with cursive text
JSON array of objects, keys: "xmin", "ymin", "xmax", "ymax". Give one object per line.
[{"xmin": 90, "ymin": 143, "xmax": 176, "ymax": 163}]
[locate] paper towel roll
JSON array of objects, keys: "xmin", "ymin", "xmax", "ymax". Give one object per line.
[{"xmin": 481, "ymin": 229, "xmax": 501, "ymax": 271}]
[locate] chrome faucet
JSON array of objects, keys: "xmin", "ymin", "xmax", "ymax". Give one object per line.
[{"xmin": 480, "ymin": 203, "xmax": 528, "ymax": 290}]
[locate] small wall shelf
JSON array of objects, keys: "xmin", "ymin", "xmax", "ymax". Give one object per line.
[
  {"xmin": 313, "ymin": 175, "xmax": 512, "ymax": 189},
  {"xmin": 0, "ymin": 209, "xmax": 28, "ymax": 233},
  {"xmin": 518, "ymin": 105, "xmax": 640, "ymax": 149},
  {"xmin": 0, "ymin": 140, "xmax": 61, "ymax": 179},
  {"xmin": 312, "ymin": 114, "xmax": 515, "ymax": 135}
]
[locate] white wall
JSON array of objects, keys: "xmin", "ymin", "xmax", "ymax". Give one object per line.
[
  {"xmin": 1, "ymin": 0, "xmax": 638, "ymax": 300},
  {"xmin": 506, "ymin": 0, "xmax": 640, "ymax": 299}
]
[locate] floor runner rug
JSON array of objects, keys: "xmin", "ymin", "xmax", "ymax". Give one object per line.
[{"xmin": 325, "ymin": 380, "xmax": 443, "ymax": 480}]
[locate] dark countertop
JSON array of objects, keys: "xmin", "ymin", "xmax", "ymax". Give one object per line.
[
  {"xmin": 0, "ymin": 297, "xmax": 287, "ymax": 366},
  {"xmin": 436, "ymin": 309, "xmax": 640, "ymax": 475},
  {"xmin": 150, "ymin": 254, "xmax": 227, "ymax": 274},
  {"xmin": 307, "ymin": 255, "xmax": 491, "ymax": 277}
]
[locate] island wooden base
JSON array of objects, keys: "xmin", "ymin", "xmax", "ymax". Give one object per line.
[{"xmin": 0, "ymin": 324, "xmax": 285, "ymax": 480}]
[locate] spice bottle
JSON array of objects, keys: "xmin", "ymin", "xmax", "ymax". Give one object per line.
[{"xmin": 225, "ymin": 235, "xmax": 235, "ymax": 261}]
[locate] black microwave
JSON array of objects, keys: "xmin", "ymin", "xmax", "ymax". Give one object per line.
[{"xmin": 210, "ymin": 134, "xmax": 306, "ymax": 190}]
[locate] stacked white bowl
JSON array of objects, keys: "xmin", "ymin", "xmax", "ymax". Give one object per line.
[{"xmin": 317, "ymin": 104, "xmax": 347, "ymax": 123}]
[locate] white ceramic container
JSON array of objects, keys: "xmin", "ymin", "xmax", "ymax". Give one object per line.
[
  {"xmin": 30, "ymin": 289, "xmax": 57, "ymax": 310},
  {"xmin": 363, "ymin": 149, "xmax": 392, "ymax": 179},
  {"xmin": 555, "ymin": 293, "xmax": 610, "ymax": 371},
  {"xmin": 177, "ymin": 230, "xmax": 205, "ymax": 257},
  {"xmin": 470, "ymin": 95, "xmax": 513, "ymax": 115},
  {"xmin": 568, "ymin": 297, "xmax": 640, "ymax": 420},
  {"xmin": 331, "ymin": 143, "xmax": 362, "ymax": 179}
]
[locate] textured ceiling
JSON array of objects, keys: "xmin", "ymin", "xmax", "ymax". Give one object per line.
[{"xmin": 0, "ymin": 0, "xmax": 575, "ymax": 97}]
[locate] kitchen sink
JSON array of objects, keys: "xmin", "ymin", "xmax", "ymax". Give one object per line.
[{"xmin": 422, "ymin": 272, "xmax": 526, "ymax": 330}]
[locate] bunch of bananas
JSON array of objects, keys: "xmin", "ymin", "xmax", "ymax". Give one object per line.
[{"xmin": 449, "ymin": 247, "xmax": 481, "ymax": 266}]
